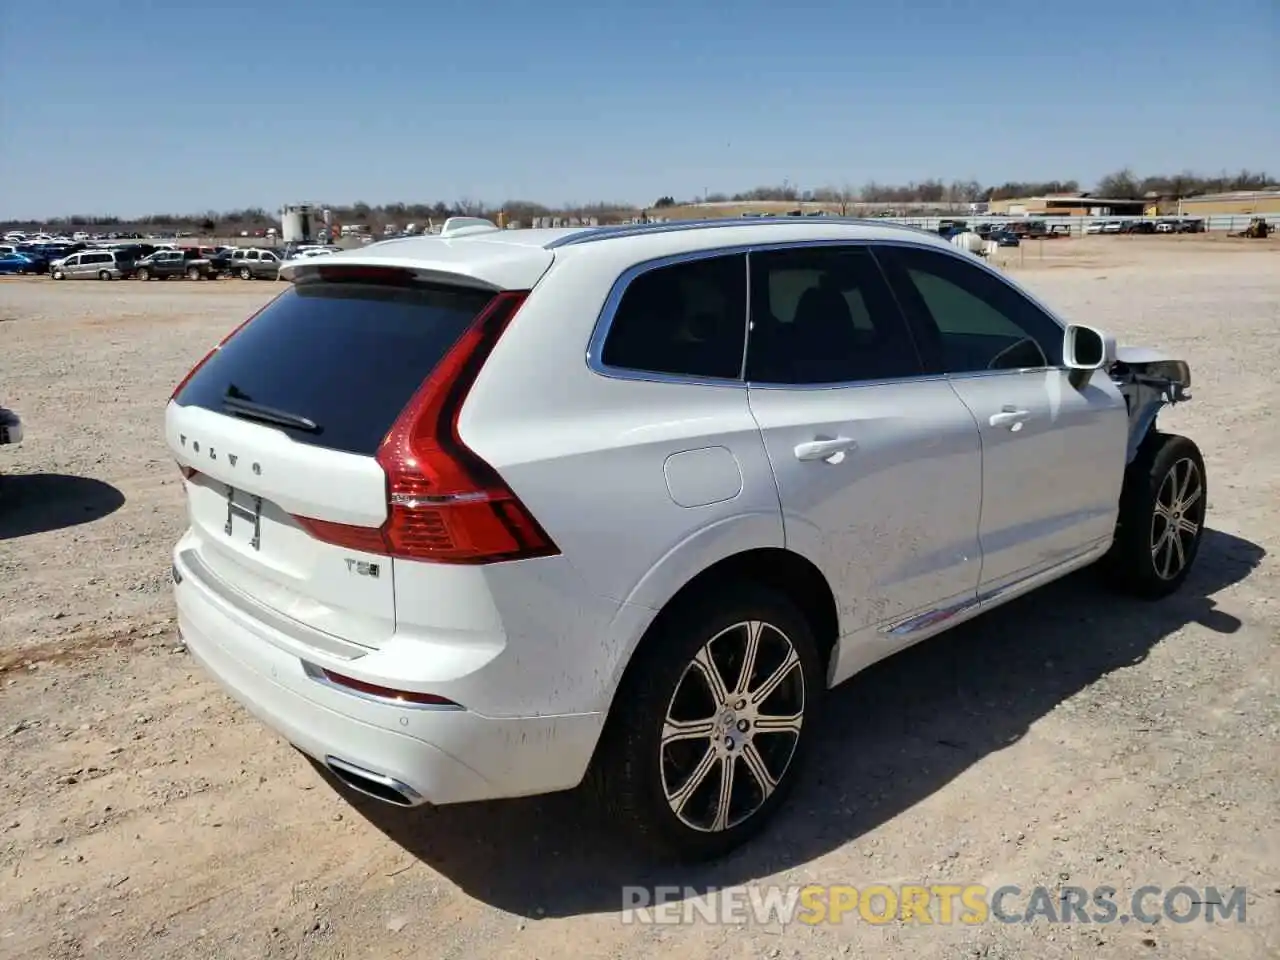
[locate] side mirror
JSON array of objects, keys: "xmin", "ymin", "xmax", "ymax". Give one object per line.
[{"xmin": 1064, "ymin": 324, "xmax": 1115, "ymax": 370}]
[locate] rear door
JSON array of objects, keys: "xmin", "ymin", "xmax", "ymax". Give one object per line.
[
  {"xmin": 744, "ymin": 244, "xmax": 983, "ymax": 663},
  {"xmin": 875, "ymin": 244, "xmax": 1128, "ymax": 595},
  {"xmin": 168, "ymin": 277, "xmax": 497, "ymax": 649},
  {"xmin": 257, "ymin": 250, "xmax": 281, "ymax": 278}
]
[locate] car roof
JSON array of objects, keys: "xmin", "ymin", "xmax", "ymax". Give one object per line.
[{"xmin": 280, "ymin": 218, "xmax": 955, "ymax": 291}]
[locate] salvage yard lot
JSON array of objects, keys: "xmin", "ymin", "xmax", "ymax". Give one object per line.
[{"xmin": 1, "ymin": 237, "xmax": 1277, "ymax": 960}]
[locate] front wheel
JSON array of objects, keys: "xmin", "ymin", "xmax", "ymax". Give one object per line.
[
  {"xmin": 1100, "ymin": 432, "xmax": 1207, "ymax": 598},
  {"xmin": 592, "ymin": 586, "xmax": 822, "ymax": 862},
  {"xmin": 239, "ymin": 266, "xmax": 252, "ymax": 280},
  {"xmin": 187, "ymin": 267, "xmax": 201, "ymax": 280},
  {"xmin": 51, "ymin": 269, "xmax": 65, "ymax": 280},
  {"xmin": 136, "ymin": 267, "xmax": 150, "ymax": 281},
  {"xmin": 98, "ymin": 270, "xmax": 112, "ymax": 281}
]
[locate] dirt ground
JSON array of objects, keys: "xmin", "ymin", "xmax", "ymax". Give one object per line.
[{"xmin": 1, "ymin": 236, "xmax": 1277, "ymax": 960}]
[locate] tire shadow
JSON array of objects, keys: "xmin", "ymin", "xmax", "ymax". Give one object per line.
[
  {"xmin": 330, "ymin": 527, "xmax": 1265, "ymax": 918},
  {"xmin": 0, "ymin": 473, "xmax": 126, "ymax": 539}
]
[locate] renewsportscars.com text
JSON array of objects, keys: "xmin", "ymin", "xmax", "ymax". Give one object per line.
[{"xmin": 621, "ymin": 883, "xmax": 1248, "ymax": 926}]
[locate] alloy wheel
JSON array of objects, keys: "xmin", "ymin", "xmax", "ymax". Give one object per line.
[
  {"xmin": 1150, "ymin": 457, "xmax": 1203, "ymax": 580},
  {"xmin": 660, "ymin": 620, "xmax": 805, "ymax": 833}
]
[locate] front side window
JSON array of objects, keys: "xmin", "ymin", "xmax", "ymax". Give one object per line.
[
  {"xmin": 877, "ymin": 246, "xmax": 1063, "ymax": 372},
  {"xmin": 746, "ymin": 245, "xmax": 923, "ymax": 384},
  {"xmin": 599, "ymin": 253, "xmax": 747, "ymax": 380}
]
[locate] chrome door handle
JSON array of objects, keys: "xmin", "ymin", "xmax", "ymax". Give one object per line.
[
  {"xmin": 794, "ymin": 437, "xmax": 857, "ymax": 462},
  {"xmin": 989, "ymin": 407, "xmax": 1031, "ymax": 430}
]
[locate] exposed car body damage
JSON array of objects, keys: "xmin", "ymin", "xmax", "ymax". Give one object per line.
[{"xmin": 1110, "ymin": 346, "xmax": 1192, "ymax": 463}]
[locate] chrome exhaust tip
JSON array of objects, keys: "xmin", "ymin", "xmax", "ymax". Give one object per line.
[{"xmin": 324, "ymin": 756, "xmax": 425, "ymax": 807}]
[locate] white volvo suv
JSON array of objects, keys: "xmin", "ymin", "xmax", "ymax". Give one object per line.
[{"xmin": 167, "ymin": 217, "xmax": 1205, "ymax": 860}]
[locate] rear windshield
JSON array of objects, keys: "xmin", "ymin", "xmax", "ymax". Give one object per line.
[{"xmin": 173, "ymin": 280, "xmax": 493, "ymax": 455}]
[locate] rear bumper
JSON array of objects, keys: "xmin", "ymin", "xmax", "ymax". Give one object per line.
[{"xmin": 173, "ymin": 550, "xmax": 606, "ymax": 806}]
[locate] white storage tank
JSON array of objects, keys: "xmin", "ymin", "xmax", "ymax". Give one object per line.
[{"xmin": 280, "ymin": 204, "xmax": 315, "ymax": 243}]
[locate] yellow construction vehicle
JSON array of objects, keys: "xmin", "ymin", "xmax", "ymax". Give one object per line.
[{"xmin": 1230, "ymin": 217, "xmax": 1270, "ymax": 239}]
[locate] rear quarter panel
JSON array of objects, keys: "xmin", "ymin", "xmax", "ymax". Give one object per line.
[{"xmin": 455, "ymin": 245, "xmax": 785, "ymax": 710}]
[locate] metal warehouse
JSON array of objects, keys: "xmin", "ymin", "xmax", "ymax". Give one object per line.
[
  {"xmin": 1174, "ymin": 190, "xmax": 1280, "ymax": 217},
  {"xmin": 986, "ymin": 195, "xmax": 1148, "ymax": 217}
]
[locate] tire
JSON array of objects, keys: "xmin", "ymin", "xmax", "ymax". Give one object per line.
[
  {"xmin": 52, "ymin": 269, "xmax": 65, "ymax": 280},
  {"xmin": 98, "ymin": 270, "xmax": 112, "ymax": 281},
  {"xmin": 187, "ymin": 267, "xmax": 201, "ymax": 280},
  {"xmin": 1100, "ymin": 432, "xmax": 1207, "ymax": 598},
  {"xmin": 592, "ymin": 585, "xmax": 822, "ymax": 862},
  {"xmin": 239, "ymin": 267, "xmax": 252, "ymax": 280},
  {"xmin": 136, "ymin": 267, "xmax": 150, "ymax": 281}
]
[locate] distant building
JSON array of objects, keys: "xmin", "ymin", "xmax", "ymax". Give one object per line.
[
  {"xmin": 1175, "ymin": 190, "xmax": 1280, "ymax": 217},
  {"xmin": 986, "ymin": 195, "xmax": 1147, "ymax": 217}
]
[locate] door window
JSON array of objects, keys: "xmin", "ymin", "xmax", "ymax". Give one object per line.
[
  {"xmin": 745, "ymin": 245, "xmax": 923, "ymax": 384},
  {"xmin": 599, "ymin": 253, "xmax": 747, "ymax": 380},
  {"xmin": 876, "ymin": 246, "xmax": 1063, "ymax": 372}
]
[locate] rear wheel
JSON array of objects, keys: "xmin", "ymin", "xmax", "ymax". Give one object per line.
[
  {"xmin": 187, "ymin": 266, "xmax": 201, "ymax": 280},
  {"xmin": 593, "ymin": 586, "xmax": 821, "ymax": 862},
  {"xmin": 1101, "ymin": 432, "xmax": 1206, "ymax": 598},
  {"xmin": 98, "ymin": 270, "xmax": 112, "ymax": 281}
]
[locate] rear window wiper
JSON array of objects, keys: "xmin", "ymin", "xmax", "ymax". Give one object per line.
[{"xmin": 222, "ymin": 394, "xmax": 321, "ymax": 433}]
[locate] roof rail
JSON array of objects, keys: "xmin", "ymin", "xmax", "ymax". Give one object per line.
[
  {"xmin": 544, "ymin": 216, "xmax": 936, "ymax": 249},
  {"xmin": 439, "ymin": 216, "xmax": 502, "ymax": 238}
]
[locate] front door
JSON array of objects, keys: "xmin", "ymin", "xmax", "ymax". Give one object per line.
[
  {"xmin": 744, "ymin": 244, "xmax": 983, "ymax": 672},
  {"xmin": 875, "ymin": 244, "xmax": 1129, "ymax": 595}
]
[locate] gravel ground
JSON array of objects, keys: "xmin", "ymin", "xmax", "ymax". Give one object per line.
[{"xmin": 1, "ymin": 238, "xmax": 1277, "ymax": 960}]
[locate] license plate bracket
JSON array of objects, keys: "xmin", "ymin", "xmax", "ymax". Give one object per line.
[{"xmin": 224, "ymin": 485, "xmax": 263, "ymax": 551}]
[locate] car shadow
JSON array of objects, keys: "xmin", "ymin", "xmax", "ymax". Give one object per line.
[
  {"xmin": 331, "ymin": 527, "xmax": 1265, "ymax": 918},
  {"xmin": 0, "ymin": 473, "xmax": 126, "ymax": 538}
]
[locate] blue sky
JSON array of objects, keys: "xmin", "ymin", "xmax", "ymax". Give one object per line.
[{"xmin": 1, "ymin": 0, "xmax": 1276, "ymax": 219}]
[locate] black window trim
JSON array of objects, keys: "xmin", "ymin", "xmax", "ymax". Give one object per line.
[{"xmin": 586, "ymin": 237, "xmax": 1069, "ymax": 390}]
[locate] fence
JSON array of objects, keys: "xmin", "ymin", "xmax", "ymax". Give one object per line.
[{"xmin": 865, "ymin": 214, "xmax": 1266, "ymax": 235}]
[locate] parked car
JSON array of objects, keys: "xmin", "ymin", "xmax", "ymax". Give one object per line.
[
  {"xmin": 1101, "ymin": 221, "xmax": 1123, "ymax": 234},
  {"xmin": 991, "ymin": 229, "xmax": 1020, "ymax": 247},
  {"xmin": 49, "ymin": 249, "xmax": 132, "ymax": 280},
  {"xmin": 1085, "ymin": 221, "xmax": 1105, "ymax": 235},
  {"xmin": 166, "ymin": 217, "xmax": 1206, "ymax": 861},
  {"xmin": 1156, "ymin": 221, "xmax": 1176, "ymax": 234},
  {"xmin": 0, "ymin": 407, "xmax": 20, "ymax": 446},
  {"xmin": 226, "ymin": 247, "xmax": 284, "ymax": 280},
  {"xmin": 0, "ymin": 252, "xmax": 35, "ymax": 274},
  {"xmin": 134, "ymin": 249, "xmax": 217, "ymax": 281}
]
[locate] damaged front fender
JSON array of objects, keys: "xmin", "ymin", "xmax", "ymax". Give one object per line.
[{"xmin": 1110, "ymin": 346, "xmax": 1192, "ymax": 463}]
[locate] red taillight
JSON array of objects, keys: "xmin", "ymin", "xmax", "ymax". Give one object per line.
[
  {"xmin": 294, "ymin": 289, "xmax": 559, "ymax": 565},
  {"xmin": 320, "ymin": 669, "xmax": 458, "ymax": 707}
]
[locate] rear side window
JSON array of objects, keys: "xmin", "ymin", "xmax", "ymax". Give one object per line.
[
  {"xmin": 746, "ymin": 245, "xmax": 923, "ymax": 384},
  {"xmin": 173, "ymin": 281, "xmax": 493, "ymax": 455},
  {"xmin": 600, "ymin": 253, "xmax": 747, "ymax": 380}
]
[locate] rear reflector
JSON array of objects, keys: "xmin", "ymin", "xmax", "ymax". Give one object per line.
[{"xmin": 320, "ymin": 669, "xmax": 459, "ymax": 707}]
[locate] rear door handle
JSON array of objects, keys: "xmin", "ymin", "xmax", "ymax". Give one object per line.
[
  {"xmin": 989, "ymin": 407, "xmax": 1031, "ymax": 430},
  {"xmin": 794, "ymin": 437, "xmax": 857, "ymax": 462}
]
